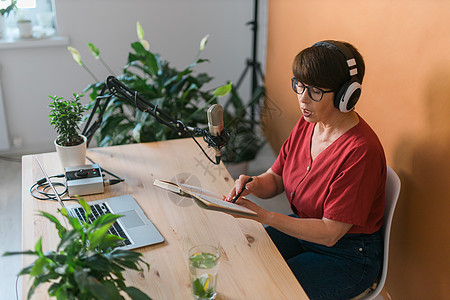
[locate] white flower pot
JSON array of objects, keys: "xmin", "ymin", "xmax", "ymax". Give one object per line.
[
  {"xmin": 54, "ymin": 135, "xmax": 87, "ymax": 168},
  {"xmin": 17, "ymin": 19, "xmax": 33, "ymax": 38}
]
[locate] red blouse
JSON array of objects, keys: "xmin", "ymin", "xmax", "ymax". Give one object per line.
[{"xmin": 272, "ymin": 117, "xmax": 386, "ymax": 234}]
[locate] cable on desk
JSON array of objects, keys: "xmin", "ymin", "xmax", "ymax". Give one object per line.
[
  {"xmin": 86, "ymin": 155, "xmax": 125, "ymax": 184},
  {"xmin": 29, "ymin": 174, "xmax": 71, "ymax": 201}
]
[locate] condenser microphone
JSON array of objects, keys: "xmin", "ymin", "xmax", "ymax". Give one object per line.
[{"xmin": 207, "ymin": 104, "xmax": 224, "ymax": 163}]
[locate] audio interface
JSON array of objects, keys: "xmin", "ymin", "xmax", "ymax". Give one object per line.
[{"xmin": 65, "ymin": 164, "xmax": 104, "ymax": 197}]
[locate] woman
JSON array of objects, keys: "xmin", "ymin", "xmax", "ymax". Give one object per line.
[{"xmin": 225, "ymin": 40, "xmax": 386, "ymax": 300}]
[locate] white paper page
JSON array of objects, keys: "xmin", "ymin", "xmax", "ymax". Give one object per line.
[{"xmin": 180, "ymin": 183, "xmax": 257, "ymax": 215}]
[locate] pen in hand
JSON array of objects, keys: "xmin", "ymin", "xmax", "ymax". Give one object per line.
[{"xmin": 232, "ymin": 177, "xmax": 253, "ymax": 203}]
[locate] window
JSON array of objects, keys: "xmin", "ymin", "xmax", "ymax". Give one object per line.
[{"xmin": 0, "ymin": 0, "xmax": 56, "ymax": 40}]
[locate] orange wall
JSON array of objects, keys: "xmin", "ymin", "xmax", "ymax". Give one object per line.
[{"xmin": 264, "ymin": 0, "xmax": 450, "ymax": 298}]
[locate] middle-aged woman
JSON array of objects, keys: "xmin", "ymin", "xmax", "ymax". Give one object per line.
[{"xmin": 224, "ymin": 40, "xmax": 386, "ymax": 300}]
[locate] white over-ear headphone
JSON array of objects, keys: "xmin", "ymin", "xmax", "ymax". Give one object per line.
[{"xmin": 312, "ymin": 40, "xmax": 362, "ymax": 112}]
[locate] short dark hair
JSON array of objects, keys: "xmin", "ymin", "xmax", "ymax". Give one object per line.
[{"xmin": 292, "ymin": 41, "xmax": 365, "ymax": 91}]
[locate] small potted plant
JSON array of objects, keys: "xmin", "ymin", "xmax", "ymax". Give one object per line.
[
  {"xmin": 3, "ymin": 197, "xmax": 152, "ymax": 299},
  {"xmin": 49, "ymin": 93, "xmax": 87, "ymax": 167}
]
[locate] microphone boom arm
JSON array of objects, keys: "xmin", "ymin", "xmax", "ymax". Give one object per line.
[
  {"xmin": 106, "ymin": 76, "xmax": 189, "ymax": 136},
  {"xmin": 82, "ymin": 76, "xmax": 230, "ymax": 164}
]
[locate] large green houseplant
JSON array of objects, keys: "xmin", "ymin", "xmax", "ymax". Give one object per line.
[
  {"xmin": 68, "ymin": 21, "xmax": 266, "ymax": 164},
  {"xmin": 3, "ymin": 197, "xmax": 151, "ymax": 300}
]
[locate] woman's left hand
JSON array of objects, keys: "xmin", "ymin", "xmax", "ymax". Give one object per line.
[{"xmin": 222, "ymin": 196, "xmax": 270, "ymax": 223}]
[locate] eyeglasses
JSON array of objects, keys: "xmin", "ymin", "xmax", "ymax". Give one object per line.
[{"xmin": 291, "ymin": 78, "xmax": 333, "ymax": 102}]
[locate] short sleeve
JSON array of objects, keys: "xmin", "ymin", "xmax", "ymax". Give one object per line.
[{"xmin": 271, "ymin": 136, "xmax": 290, "ymax": 176}]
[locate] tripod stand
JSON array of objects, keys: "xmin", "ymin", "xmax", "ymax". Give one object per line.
[{"xmin": 226, "ymin": 0, "xmax": 265, "ymax": 130}]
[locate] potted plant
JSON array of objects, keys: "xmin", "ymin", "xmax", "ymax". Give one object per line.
[
  {"xmin": 0, "ymin": 0, "xmax": 17, "ymax": 38},
  {"xmin": 3, "ymin": 197, "xmax": 151, "ymax": 299},
  {"xmin": 68, "ymin": 21, "xmax": 266, "ymax": 167},
  {"xmin": 49, "ymin": 93, "xmax": 87, "ymax": 167}
]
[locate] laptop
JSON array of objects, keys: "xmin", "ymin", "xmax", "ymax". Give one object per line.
[{"xmin": 35, "ymin": 157, "xmax": 164, "ymax": 250}]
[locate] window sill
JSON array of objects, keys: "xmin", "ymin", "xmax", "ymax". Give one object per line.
[{"xmin": 0, "ymin": 35, "xmax": 69, "ymax": 50}]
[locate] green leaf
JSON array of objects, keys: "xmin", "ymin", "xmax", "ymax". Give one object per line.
[
  {"xmin": 88, "ymin": 223, "xmax": 113, "ymax": 250},
  {"xmin": 213, "ymin": 82, "xmax": 232, "ymax": 97},
  {"xmin": 129, "ymin": 42, "xmax": 158, "ymax": 75},
  {"xmin": 3, "ymin": 250, "xmax": 37, "ymax": 257},
  {"xmin": 88, "ymin": 42, "xmax": 100, "ymax": 59},
  {"xmin": 73, "ymin": 268, "xmax": 90, "ymax": 289},
  {"xmin": 39, "ymin": 211, "xmax": 66, "ymax": 238},
  {"xmin": 124, "ymin": 286, "xmax": 152, "ymax": 300},
  {"xmin": 189, "ymin": 252, "xmax": 219, "ymax": 269},
  {"xmin": 34, "ymin": 237, "xmax": 43, "ymax": 257},
  {"xmin": 18, "ymin": 264, "xmax": 34, "ymax": 276},
  {"xmin": 29, "ymin": 256, "xmax": 49, "ymax": 276},
  {"xmin": 57, "ymin": 230, "xmax": 80, "ymax": 251},
  {"xmin": 85, "ymin": 254, "xmax": 113, "ymax": 272},
  {"xmin": 74, "ymin": 270, "xmax": 122, "ymax": 300},
  {"xmin": 92, "ymin": 213, "xmax": 121, "ymax": 228},
  {"xmin": 48, "ymin": 282, "xmax": 62, "ymax": 297},
  {"xmin": 74, "ymin": 269, "xmax": 122, "ymax": 298},
  {"xmin": 27, "ymin": 279, "xmax": 40, "ymax": 300},
  {"xmin": 98, "ymin": 234, "xmax": 124, "ymax": 251},
  {"xmin": 87, "ymin": 214, "xmax": 121, "ymax": 249},
  {"xmin": 77, "ymin": 196, "xmax": 92, "ymax": 217},
  {"xmin": 192, "ymin": 277, "xmax": 211, "ymax": 298}
]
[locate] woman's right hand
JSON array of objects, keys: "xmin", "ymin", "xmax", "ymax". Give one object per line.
[{"xmin": 225, "ymin": 174, "xmax": 257, "ymax": 202}]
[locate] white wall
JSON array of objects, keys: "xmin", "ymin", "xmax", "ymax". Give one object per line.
[{"xmin": 0, "ymin": 0, "xmax": 267, "ymax": 155}]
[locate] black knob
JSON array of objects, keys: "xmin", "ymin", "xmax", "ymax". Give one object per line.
[{"xmin": 75, "ymin": 169, "xmax": 89, "ymax": 178}]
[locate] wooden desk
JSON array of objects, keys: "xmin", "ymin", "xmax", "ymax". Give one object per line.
[{"xmin": 22, "ymin": 138, "xmax": 308, "ymax": 299}]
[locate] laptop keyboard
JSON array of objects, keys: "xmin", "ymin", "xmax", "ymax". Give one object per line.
[{"xmin": 72, "ymin": 203, "xmax": 132, "ymax": 246}]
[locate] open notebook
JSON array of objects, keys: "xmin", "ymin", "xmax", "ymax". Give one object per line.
[{"xmin": 153, "ymin": 179, "xmax": 257, "ymax": 216}]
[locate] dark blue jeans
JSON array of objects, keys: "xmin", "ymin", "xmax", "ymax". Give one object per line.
[{"xmin": 266, "ymin": 218, "xmax": 382, "ymax": 300}]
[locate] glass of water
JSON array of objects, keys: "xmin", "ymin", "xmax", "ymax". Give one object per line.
[{"xmin": 188, "ymin": 245, "xmax": 220, "ymax": 300}]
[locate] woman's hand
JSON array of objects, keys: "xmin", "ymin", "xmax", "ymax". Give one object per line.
[
  {"xmin": 222, "ymin": 195, "xmax": 271, "ymax": 222},
  {"xmin": 225, "ymin": 174, "xmax": 257, "ymax": 202}
]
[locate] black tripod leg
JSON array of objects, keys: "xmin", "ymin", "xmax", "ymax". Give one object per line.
[
  {"xmin": 256, "ymin": 62, "xmax": 265, "ymax": 82},
  {"xmin": 235, "ymin": 62, "xmax": 251, "ymax": 90}
]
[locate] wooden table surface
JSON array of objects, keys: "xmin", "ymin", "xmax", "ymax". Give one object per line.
[{"xmin": 21, "ymin": 138, "xmax": 308, "ymax": 299}]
